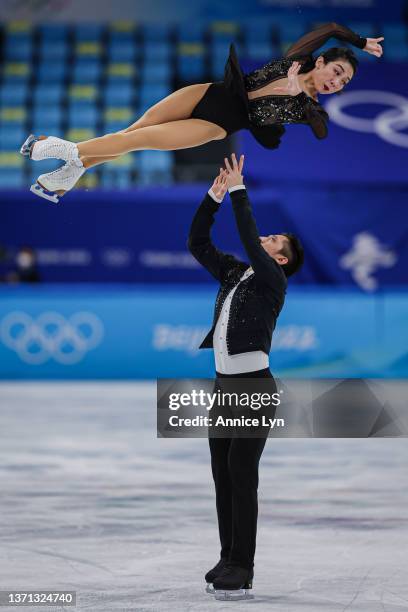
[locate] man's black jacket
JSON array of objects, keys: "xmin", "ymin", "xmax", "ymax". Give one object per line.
[{"xmin": 187, "ymin": 189, "xmax": 287, "ymax": 356}]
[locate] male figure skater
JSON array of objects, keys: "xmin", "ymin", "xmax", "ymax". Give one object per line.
[{"xmin": 188, "ymin": 153, "xmax": 304, "ymax": 600}]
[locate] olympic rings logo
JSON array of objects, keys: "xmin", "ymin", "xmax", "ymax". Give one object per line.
[
  {"xmin": 326, "ymin": 90, "xmax": 408, "ymax": 148},
  {"xmin": 0, "ymin": 311, "xmax": 104, "ymax": 365}
]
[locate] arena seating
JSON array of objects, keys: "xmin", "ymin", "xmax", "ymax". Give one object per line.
[{"xmin": 0, "ymin": 19, "xmax": 405, "ymax": 188}]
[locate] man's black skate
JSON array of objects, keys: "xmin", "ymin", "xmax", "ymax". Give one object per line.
[
  {"xmin": 213, "ymin": 564, "xmax": 254, "ymax": 600},
  {"xmin": 204, "ymin": 558, "xmax": 228, "ymax": 594}
]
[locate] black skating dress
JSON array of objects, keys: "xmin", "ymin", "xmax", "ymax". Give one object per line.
[{"xmin": 190, "ymin": 22, "xmax": 367, "ymax": 149}]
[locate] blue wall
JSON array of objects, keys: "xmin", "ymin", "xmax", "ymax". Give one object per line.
[
  {"xmin": 242, "ymin": 62, "xmax": 408, "ymax": 185},
  {"xmin": 2, "ymin": 185, "xmax": 407, "ymax": 288},
  {"xmin": 1, "ymin": 285, "xmax": 407, "ymax": 379}
]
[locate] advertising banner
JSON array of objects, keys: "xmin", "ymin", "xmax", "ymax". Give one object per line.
[{"xmin": 0, "ymin": 286, "xmax": 407, "ymax": 379}]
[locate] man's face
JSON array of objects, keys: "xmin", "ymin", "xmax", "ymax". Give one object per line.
[
  {"xmin": 313, "ymin": 58, "xmax": 354, "ymax": 94},
  {"xmin": 260, "ymin": 234, "xmax": 289, "ymax": 265}
]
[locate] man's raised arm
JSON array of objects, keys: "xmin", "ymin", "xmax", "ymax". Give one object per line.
[
  {"xmin": 223, "ymin": 154, "xmax": 287, "ymax": 291},
  {"xmin": 187, "ymin": 170, "xmax": 240, "ymax": 282}
]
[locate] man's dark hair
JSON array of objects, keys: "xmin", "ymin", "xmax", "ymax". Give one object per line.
[
  {"xmin": 279, "ymin": 233, "xmax": 304, "ymax": 278},
  {"xmin": 320, "ymin": 46, "xmax": 359, "ymax": 76}
]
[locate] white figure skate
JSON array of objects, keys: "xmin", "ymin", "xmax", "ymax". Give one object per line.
[
  {"xmin": 21, "ymin": 134, "xmax": 80, "ymax": 163},
  {"xmin": 30, "ymin": 161, "xmax": 85, "ymax": 204}
]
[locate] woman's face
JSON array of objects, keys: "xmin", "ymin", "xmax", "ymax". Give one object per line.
[{"xmin": 313, "ymin": 57, "xmax": 354, "ymax": 94}]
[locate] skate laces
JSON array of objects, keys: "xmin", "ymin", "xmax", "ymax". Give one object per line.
[
  {"xmin": 43, "ymin": 166, "xmax": 68, "ymax": 179},
  {"xmin": 46, "ymin": 161, "xmax": 83, "ymax": 176},
  {"xmin": 39, "ymin": 162, "xmax": 84, "ymax": 189},
  {"xmin": 38, "ymin": 137, "xmax": 79, "ymax": 162},
  {"xmin": 71, "ymin": 158, "xmax": 84, "ymax": 169}
]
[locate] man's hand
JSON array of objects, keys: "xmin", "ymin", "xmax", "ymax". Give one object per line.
[
  {"xmin": 210, "ymin": 168, "xmax": 228, "ymax": 201},
  {"xmin": 224, "ymin": 153, "xmax": 245, "ymax": 189},
  {"xmin": 364, "ymin": 37, "xmax": 384, "ymax": 58}
]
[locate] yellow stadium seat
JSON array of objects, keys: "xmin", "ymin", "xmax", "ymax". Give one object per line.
[
  {"xmin": 0, "ymin": 152, "xmax": 24, "ymax": 167},
  {"xmin": 0, "ymin": 107, "xmax": 26, "ymax": 121},
  {"xmin": 178, "ymin": 43, "xmax": 205, "ymax": 57},
  {"xmin": 4, "ymin": 63, "xmax": 30, "ymax": 77},
  {"xmin": 104, "ymin": 108, "xmax": 133, "ymax": 122},
  {"xmin": 111, "ymin": 21, "xmax": 135, "ymax": 32},
  {"xmin": 6, "ymin": 21, "xmax": 32, "ymax": 33},
  {"xmin": 65, "ymin": 128, "xmax": 96, "ymax": 142},
  {"xmin": 211, "ymin": 21, "xmax": 240, "ymax": 35},
  {"xmin": 78, "ymin": 173, "xmax": 98, "ymax": 188},
  {"xmin": 76, "ymin": 42, "xmax": 102, "ymax": 56},
  {"xmin": 110, "ymin": 154, "xmax": 133, "ymax": 167},
  {"xmin": 107, "ymin": 63, "xmax": 135, "ymax": 77},
  {"xmin": 69, "ymin": 85, "xmax": 98, "ymax": 100}
]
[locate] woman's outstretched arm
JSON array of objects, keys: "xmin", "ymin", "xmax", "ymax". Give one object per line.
[{"xmin": 285, "ymin": 22, "xmax": 367, "ymax": 57}]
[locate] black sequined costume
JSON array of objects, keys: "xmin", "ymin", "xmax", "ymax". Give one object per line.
[
  {"xmin": 191, "ymin": 22, "xmax": 367, "ymax": 149},
  {"xmin": 188, "ymin": 190, "xmax": 287, "ymax": 355}
]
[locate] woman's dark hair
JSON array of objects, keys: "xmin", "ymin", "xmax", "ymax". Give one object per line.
[
  {"xmin": 319, "ymin": 46, "xmax": 359, "ymax": 76},
  {"xmin": 299, "ymin": 47, "xmax": 359, "ymax": 79},
  {"xmin": 280, "ymin": 233, "xmax": 304, "ymax": 278}
]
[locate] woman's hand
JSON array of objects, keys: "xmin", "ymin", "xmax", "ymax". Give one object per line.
[
  {"xmin": 271, "ymin": 61, "xmax": 303, "ymax": 96},
  {"xmin": 210, "ymin": 168, "xmax": 228, "ymax": 200},
  {"xmin": 364, "ymin": 37, "xmax": 384, "ymax": 58}
]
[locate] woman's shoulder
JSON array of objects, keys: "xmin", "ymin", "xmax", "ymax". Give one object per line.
[
  {"xmin": 244, "ymin": 53, "xmax": 314, "ymax": 91},
  {"xmin": 244, "ymin": 56, "xmax": 291, "ymax": 90}
]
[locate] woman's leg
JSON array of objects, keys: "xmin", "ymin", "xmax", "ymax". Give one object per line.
[
  {"xmin": 81, "ymin": 83, "xmax": 214, "ymax": 168},
  {"xmin": 124, "ymin": 83, "xmax": 213, "ymax": 131},
  {"xmin": 77, "ymin": 118, "xmax": 226, "ymax": 158},
  {"xmin": 80, "ymin": 154, "xmax": 122, "ymax": 169}
]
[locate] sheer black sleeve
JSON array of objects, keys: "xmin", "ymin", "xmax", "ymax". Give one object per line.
[
  {"xmin": 294, "ymin": 92, "xmax": 329, "ymax": 139},
  {"xmin": 285, "ymin": 22, "xmax": 367, "ymax": 58}
]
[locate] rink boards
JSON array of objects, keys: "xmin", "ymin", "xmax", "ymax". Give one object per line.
[{"xmin": 0, "ymin": 285, "xmax": 407, "ymax": 379}]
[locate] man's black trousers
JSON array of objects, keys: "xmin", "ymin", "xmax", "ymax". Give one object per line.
[{"xmin": 208, "ymin": 368, "xmax": 277, "ymax": 570}]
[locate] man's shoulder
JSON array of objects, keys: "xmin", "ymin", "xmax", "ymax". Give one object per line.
[{"xmin": 253, "ymin": 258, "xmax": 288, "ymax": 287}]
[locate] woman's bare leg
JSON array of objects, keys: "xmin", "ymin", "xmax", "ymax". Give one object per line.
[
  {"xmin": 81, "ymin": 83, "xmax": 213, "ymax": 168},
  {"xmin": 80, "ymin": 154, "xmax": 121, "ymax": 169},
  {"xmin": 77, "ymin": 119, "xmax": 226, "ymax": 158},
  {"xmin": 124, "ymin": 83, "xmax": 212, "ymax": 131}
]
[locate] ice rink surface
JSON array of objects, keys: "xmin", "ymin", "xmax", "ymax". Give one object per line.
[{"xmin": 0, "ymin": 382, "xmax": 407, "ymax": 612}]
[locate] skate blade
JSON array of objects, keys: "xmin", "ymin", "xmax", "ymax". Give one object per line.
[
  {"xmin": 20, "ymin": 134, "xmax": 47, "ymax": 158},
  {"xmin": 205, "ymin": 583, "xmax": 215, "ymax": 594},
  {"xmin": 214, "ymin": 588, "xmax": 254, "ymax": 601},
  {"xmin": 30, "ymin": 183, "xmax": 61, "ymax": 204},
  {"xmin": 20, "ymin": 134, "xmax": 36, "ymax": 157}
]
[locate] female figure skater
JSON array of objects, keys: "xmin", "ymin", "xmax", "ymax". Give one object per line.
[{"xmin": 21, "ymin": 22, "xmax": 383, "ymax": 203}]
